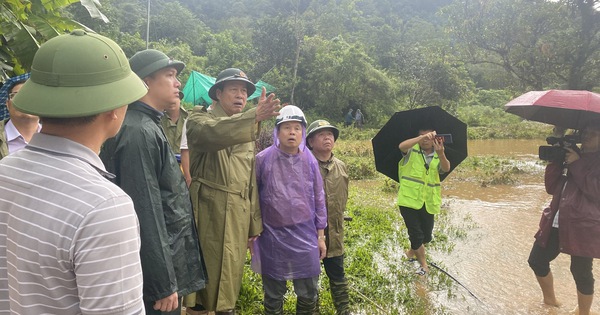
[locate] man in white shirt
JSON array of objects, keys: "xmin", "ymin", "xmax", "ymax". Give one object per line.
[{"xmin": 0, "ymin": 74, "xmax": 40, "ymax": 159}]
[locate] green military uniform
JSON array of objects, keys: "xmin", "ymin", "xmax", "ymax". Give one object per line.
[
  {"xmin": 318, "ymin": 154, "xmax": 349, "ymax": 257},
  {"xmin": 0, "ymin": 120, "xmax": 8, "ymax": 160},
  {"xmin": 317, "ymin": 154, "xmax": 351, "ymax": 314},
  {"xmin": 160, "ymin": 107, "xmax": 188, "ymax": 154},
  {"xmin": 186, "ymin": 104, "xmax": 263, "ymax": 311}
]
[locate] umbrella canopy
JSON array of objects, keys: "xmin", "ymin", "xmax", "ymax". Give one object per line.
[
  {"xmin": 372, "ymin": 106, "xmax": 468, "ymax": 182},
  {"xmin": 0, "ymin": 73, "xmax": 30, "ymax": 120},
  {"xmin": 181, "ymin": 71, "xmax": 276, "ymax": 106},
  {"xmin": 504, "ymin": 90, "xmax": 600, "ymax": 130}
]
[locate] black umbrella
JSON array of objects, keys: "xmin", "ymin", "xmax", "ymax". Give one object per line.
[{"xmin": 372, "ymin": 106, "xmax": 468, "ymax": 182}]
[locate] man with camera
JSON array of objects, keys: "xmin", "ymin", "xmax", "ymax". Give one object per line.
[
  {"xmin": 528, "ymin": 121, "xmax": 600, "ymax": 315},
  {"xmin": 397, "ymin": 128, "xmax": 451, "ymax": 276}
]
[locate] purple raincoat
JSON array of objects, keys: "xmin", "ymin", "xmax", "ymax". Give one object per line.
[{"xmin": 252, "ymin": 126, "xmax": 327, "ymax": 280}]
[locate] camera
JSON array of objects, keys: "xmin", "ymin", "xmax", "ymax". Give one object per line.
[{"xmin": 538, "ymin": 135, "xmax": 581, "ymax": 162}]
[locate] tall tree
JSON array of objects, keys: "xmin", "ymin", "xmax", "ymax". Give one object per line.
[
  {"xmin": 443, "ymin": 0, "xmax": 600, "ymax": 90},
  {"xmin": 297, "ymin": 35, "xmax": 397, "ymax": 124}
]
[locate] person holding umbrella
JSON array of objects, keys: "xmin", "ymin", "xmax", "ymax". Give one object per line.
[
  {"xmin": 397, "ymin": 127, "xmax": 450, "ymax": 276},
  {"xmin": 527, "ymin": 121, "xmax": 600, "ymax": 315}
]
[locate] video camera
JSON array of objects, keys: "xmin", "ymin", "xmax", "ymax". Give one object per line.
[{"xmin": 538, "ymin": 135, "xmax": 581, "ymax": 162}]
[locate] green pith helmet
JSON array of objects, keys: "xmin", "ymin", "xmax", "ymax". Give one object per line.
[
  {"xmin": 306, "ymin": 119, "xmax": 340, "ymax": 147},
  {"xmin": 129, "ymin": 49, "xmax": 185, "ymax": 79},
  {"xmin": 13, "ymin": 30, "xmax": 148, "ymax": 118},
  {"xmin": 208, "ymin": 68, "xmax": 256, "ymax": 101}
]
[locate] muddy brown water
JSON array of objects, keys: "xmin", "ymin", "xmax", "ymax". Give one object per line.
[{"xmin": 430, "ymin": 139, "xmax": 600, "ymax": 315}]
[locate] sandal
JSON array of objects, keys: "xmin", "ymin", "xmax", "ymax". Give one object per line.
[
  {"xmin": 403, "ymin": 251, "xmax": 418, "ymax": 263},
  {"xmin": 415, "ymin": 266, "xmax": 427, "ymax": 276}
]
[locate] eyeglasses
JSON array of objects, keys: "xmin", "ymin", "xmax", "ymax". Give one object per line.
[{"xmin": 8, "ymin": 92, "xmax": 17, "ymax": 100}]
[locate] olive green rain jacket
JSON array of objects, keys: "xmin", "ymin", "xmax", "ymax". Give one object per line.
[
  {"xmin": 0, "ymin": 120, "xmax": 8, "ymax": 160},
  {"xmin": 186, "ymin": 104, "xmax": 263, "ymax": 311},
  {"xmin": 316, "ymin": 154, "xmax": 349, "ymax": 258},
  {"xmin": 160, "ymin": 107, "xmax": 188, "ymax": 154}
]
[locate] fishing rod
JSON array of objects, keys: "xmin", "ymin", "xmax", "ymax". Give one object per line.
[{"xmin": 429, "ymin": 261, "xmax": 483, "ymax": 304}]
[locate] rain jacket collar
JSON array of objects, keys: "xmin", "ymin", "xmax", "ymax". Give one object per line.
[{"xmin": 129, "ymin": 100, "xmax": 163, "ymax": 122}]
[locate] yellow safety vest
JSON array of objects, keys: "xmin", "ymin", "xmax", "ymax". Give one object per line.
[{"xmin": 396, "ymin": 144, "xmax": 442, "ymax": 214}]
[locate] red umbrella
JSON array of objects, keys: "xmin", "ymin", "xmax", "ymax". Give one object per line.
[{"xmin": 504, "ymin": 90, "xmax": 600, "ymax": 130}]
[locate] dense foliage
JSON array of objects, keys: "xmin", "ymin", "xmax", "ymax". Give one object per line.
[{"xmin": 2, "ymin": 0, "xmax": 600, "ymax": 129}]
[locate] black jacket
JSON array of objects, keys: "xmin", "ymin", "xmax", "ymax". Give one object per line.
[{"xmin": 100, "ymin": 101, "xmax": 207, "ymax": 302}]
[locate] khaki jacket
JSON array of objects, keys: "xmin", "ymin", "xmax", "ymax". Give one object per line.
[
  {"xmin": 317, "ymin": 154, "xmax": 349, "ymax": 258},
  {"xmin": 186, "ymin": 104, "xmax": 262, "ymax": 311},
  {"xmin": 160, "ymin": 107, "xmax": 188, "ymax": 154}
]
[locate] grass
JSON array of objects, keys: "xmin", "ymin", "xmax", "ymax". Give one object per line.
[{"xmin": 234, "ymin": 122, "xmax": 545, "ymax": 313}]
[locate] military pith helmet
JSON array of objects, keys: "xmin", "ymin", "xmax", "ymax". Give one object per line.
[
  {"xmin": 208, "ymin": 68, "xmax": 256, "ymax": 101},
  {"xmin": 129, "ymin": 49, "xmax": 185, "ymax": 79},
  {"xmin": 13, "ymin": 30, "xmax": 148, "ymax": 118},
  {"xmin": 306, "ymin": 119, "xmax": 340, "ymax": 142}
]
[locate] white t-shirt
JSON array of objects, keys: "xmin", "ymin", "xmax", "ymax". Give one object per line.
[{"xmin": 180, "ymin": 118, "xmax": 188, "ymax": 150}]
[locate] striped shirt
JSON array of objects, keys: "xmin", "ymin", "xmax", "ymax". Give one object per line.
[{"xmin": 0, "ymin": 133, "xmax": 144, "ymax": 315}]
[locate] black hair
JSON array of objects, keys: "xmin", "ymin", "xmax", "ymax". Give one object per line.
[
  {"xmin": 9, "ymin": 79, "xmax": 28, "ymax": 93},
  {"xmin": 41, "ymin": 115, "xmax": 99, "ymax": 126},
  {"xmin": 417, "ymin": 125, "xmax": 435, "ymax": 136}
]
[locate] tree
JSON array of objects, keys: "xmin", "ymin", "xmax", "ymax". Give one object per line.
[
  {"xmin": 443, "ymin": 0, "xmax": 600, "ymax": 90},
  {"xmin": 297, "ymin": 35, "xmax": 397, "ymax": 125},
  {"xmin": 0, "ymin": 0, "xmax": 106, "ymax": 79}
]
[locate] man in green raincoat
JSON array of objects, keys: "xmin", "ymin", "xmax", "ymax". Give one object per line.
[
  {"xmin": 100, "ymin": 49, "xmax": 207, "ymax": 314},
  {"xmin": 186, "ymin": 68, "xmax": 280, "ymax": 314}
]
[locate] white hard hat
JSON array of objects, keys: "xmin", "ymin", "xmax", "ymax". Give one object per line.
[{"xmin": 275, "ymin": 105, "xmax": 307, "ymax": 127}]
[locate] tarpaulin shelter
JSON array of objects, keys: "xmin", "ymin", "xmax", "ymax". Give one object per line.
[{"xmin": 181, "ymin": 71, "xmax": 276, "ymax": 106}]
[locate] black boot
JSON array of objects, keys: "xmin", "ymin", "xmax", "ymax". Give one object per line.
[{"xmin": 296, "ymin": 296, "xmax": 317, "ymax": 315}]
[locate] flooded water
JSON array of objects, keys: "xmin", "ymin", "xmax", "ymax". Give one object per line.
[{"xmin": 430, "ymin": 139, "xmax": 600, "ymax": 314}]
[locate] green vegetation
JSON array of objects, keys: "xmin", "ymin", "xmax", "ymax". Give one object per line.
[
  {"xmin": 236, "ymin": 177, "xmax": 464, "ymax": 314},
  {"xmin": 0, "ymin": 1, "xmax": 575, "ymax": 313},
  {"xmin": 4, "ymin": 0, "xmax": 600, "ymax": 129},
  {"xmin": 236, "ymin": 128, "xmax": 542, "ymax": 313}
]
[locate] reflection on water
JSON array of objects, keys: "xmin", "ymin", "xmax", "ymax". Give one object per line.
[{"xmin": 429, "ymin": 139, "xmax": 600, "ymax": 315}]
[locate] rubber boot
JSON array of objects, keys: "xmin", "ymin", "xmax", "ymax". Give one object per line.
[
  {"xmin": 264, "ymin": 300, "xmax": 284, "ymax": 315},
  {"xmin": 296, "ymin": 296, "xmax": 317, "ymax": 315},
  {"xmin": 330, "ymin": 280, "xmax": 350, "ymax": 315}
]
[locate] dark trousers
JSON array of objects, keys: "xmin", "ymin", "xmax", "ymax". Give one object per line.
[
  {"xmin": 528, "ymin": 227, "xmax": 595, "ymax": 295},
  {"xmin": 399, "ymin": 205, "xmax": 434, "ymax": 250},
  {"xmin": 323, "ymin": 255, "xmax": 346, "ymax": 283},
  {"xmin": 262, "ymin": 275, "xmax": 318, "ymax": 315}
]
